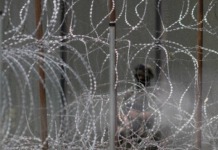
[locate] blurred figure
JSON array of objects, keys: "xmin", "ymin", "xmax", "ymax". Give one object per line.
[
  {"xmin": 117, "ymin": 64, "xmax": 161, "ymax": 149},
  {"xmin": 134, "ymin": 64, "xmax": 154, "ymax": 88}
]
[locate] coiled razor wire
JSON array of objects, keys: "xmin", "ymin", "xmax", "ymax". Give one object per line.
[{"xmin": 1, "ymin": 0, "xmax": 218, "ymax": 149}]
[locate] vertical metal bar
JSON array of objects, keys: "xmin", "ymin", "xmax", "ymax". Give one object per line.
[
  {"xmin": 155, "ymin": 0, "xmax": 162, "ymax": 82},
  {"xmin": 0, "ymin": 11, "xmax": 2, "ymax": 102},
  {"xmin": 34, "ymin": 0, "xmax": 48, "ymax": 149},
  {"xmin": 108, "ymin": 0, "xmax": 117, "ymax": 149},
  {"xmin": 60, "ymin": 0, "xmax": 67, "ymax": 102},
  {"xmin": 60, "ymin": 0, "xmax": 67, "ymax": 138},
  {"xmin": 109, "ymin": 25, "xmax": 116, "ymax": 149},
  {"xmin": 0, "ymin": 14, "xmax": 2, "ymax": 150},
  {"xmin": 195, "ymin": 0, "xmax": 203, "ymax": 149},
  {"xmin": 60, "ymin": 0, "xmax": 67, "ymax": 98}
]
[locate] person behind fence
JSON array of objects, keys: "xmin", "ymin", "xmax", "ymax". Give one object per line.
[{"xmin": 117, "ymin": 64, "xmax": 162, "ymax": 149}]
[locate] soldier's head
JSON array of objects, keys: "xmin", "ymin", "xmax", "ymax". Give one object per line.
[{"xmin": 134, "ymin": 64, "xmax": 154, "ymax": 88}]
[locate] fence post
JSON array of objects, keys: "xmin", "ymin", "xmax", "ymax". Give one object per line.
[
  {"xmin": 34, "ymin": 0, "xmax": 48, "ymax": 149},
  {"xmin": 59, "ymin": 0, "xmax": 68, "ymax": 139},
  {"xmin": 0, "ymin": 11, "xmax": 2, "ymax": 104},
  {"xmin": 155, "ymin": 0, "xmax": 162, "ymax": 82},
  {"xmin": 108, "ymin": 0, "xmax": 117, "ymax": 149},
  {"xmin": 195, "ymin": 0, "xmax": 203, "ymax": 149}
]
